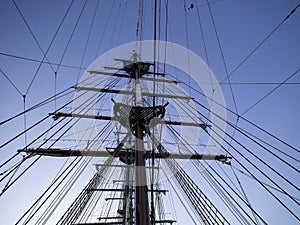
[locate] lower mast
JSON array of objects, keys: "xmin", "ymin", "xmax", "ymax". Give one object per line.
[
  {"xmin": 135, "ymin": 122, "xmax": 150, "ymax": 225},
  {"xmin": 134, "ymin": 59, "xmax": 150, "ymax": 225}
]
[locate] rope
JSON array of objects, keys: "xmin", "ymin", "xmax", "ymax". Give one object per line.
[
  {"xmin": 218, "ymin": 3, "xmax": 300, "ymax": 86},
  {"xmin": 75, "ymin": 0, "xmax": 100, "ymax": 82},
  {"xmin": 162, "ymin": 65, "xmax": 300, "ymax": 154},
  {"xmin": 231, "ymin": 165, "xmax": 262, "ymax": 225},
  {"xmin": 0, "ymin": 52, "xmax": 85, "ymax": 70},
  {"xmin": 0, "ymin": 68, "xmax": 23, "ymax": 96},
  {"xmin": 55, "ymin": 0, "xmax": 88, "ymax": 74},
  {"xmin": 242, "ymin": 68, "xmax": 300, "ymax": 115},
  {"xmin": 206, "ymin": 0, "xmax": 239, "ymax": 114}
]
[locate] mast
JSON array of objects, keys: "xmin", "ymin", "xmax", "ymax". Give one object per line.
[
  {"xmin": 133, "ymin": 56, "xmax": 150, "ymax": 225},
  {"xmin": 151, "ymin": 0, "xmax": 158, "ymax": 223},
  {"xmin": 19, "ymin": 47, "xmax": 233, "ymax": 224},
  {"xmin": 21, "ymin": 56, "xmax": 231, "ymax": 224}
]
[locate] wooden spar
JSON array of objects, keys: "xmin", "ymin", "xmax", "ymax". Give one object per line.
[
  {"xmin": 18, "ymin": 148, "xmax": 231, "ymax": 163},
  {"xmin": 50, "ymin": 112, "xmax": 210, "ymax": 129},
  {"xmin": 71, "ymin": 86, "xmax": 191, "ymax": 100},
  {"xmin": 88, "ymin": 70, "xmax": 177, "ymax": 84}
]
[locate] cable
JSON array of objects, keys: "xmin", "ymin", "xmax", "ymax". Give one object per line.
[
  {"xmin": 233, "ymin": 123, "xmax": 299, "ymax": 164},
  {"xmin": 75, "ymin": 0, "xmax": 100, "ymax": 82},
  {"xmin": 116, "ymin": 1, "xmax": 128, "ymax": 44},
  {"xmin": 195, "ymin": 106, "xmax": 300, "ymax": 221},
  {"xmin": 226, "ymin": 119, "xmax": 299, "ymax": 173},
  {"xmin": 166, "ymin": 125, "xmax": 265, "ymax": 224},
  {"xmin": 193, "ymin": 161, "xmax": 252, "ymax": 225},
  {"xmin": 0, "ymin": 152, "xmax": 21, "ymax": 170},
  {"xmin": 161, "ymin": 75, "xmax": 299, "ymax": 220},
  {"xmin": 16, "ymin": 157, "xmax": 81, "ymax": 224},
  {"xmin": 0, "ymin": 84, "xmax": 103, "ymax": 192},
  {"xmin": 242, "ymin": 67, "xmax": 300, "ymax": 115},
  {"xmin": 107, "ymin": 0, "xmax": 123, "ymax": 50},
  {"xmin": 161, "ymin": 167, "xmax": 200, "ymax": 225},
  {"xmin": 22, "ymin": 95, "xmax": 28, "ymax": 148},
  {"xmin": 0, "ymin": 52, "xmax": 85, "ymax": 70},
  {"xmin": 0, "ymin": 70, "xmax": 117, "ymax": 149},
  {"xmin": 231, "ymin": 165, "xmax": 300, "ymax": 202},
  {"xmin": 0, "ymin": 68, "xmax": 23, "ymax": 96},
  {"xmin": 231, "ymin": 165, "xmax": 262, "ymax": 225},
  {"xmin": 206, "ymin": 0, "xmax": 239, "ymax": 114},
  {"xmin": 194, "ymin": 98, "xmax": 300, "ymax": 194},
  {"xmin": 55, "ymin": 0, "xmax": 88, "ymax": 74},
  {"xmin": 0, "ymin": 89, "xmax": 74, "ymax": 149},
  {"xmin": 162, "ymin": 66, "xmax": 300, "ymax": 154},
  {"xmin": 1, "ymin": 75, "xmax": 121, "ymax": 193},
  {"xmin": 194, "ymin": 0, "xmax": 215, "ymax": 112},
  {"xmin": 0, "ymin": 87, "xmax": 72, "ymax": 126},
  {"xmin": 183, "ymin": 0, "xmax": 192, "ymax": 97},
  {"xmin": 11, "ymin": 0, "xmax": 55, "ymax": 74},
  {"xmin": 218, "ymin": 3, "xmax": 300, "ymax": 86},
  {"xmin": 12, "ymin": 0, "xmax": 69, "ymax": 95},
  {"xmin": 94, "ymin": 0, "xmax": 117, "ymax": 59},
  {"xmin": 219, "ymin": 82, "xmax": 300, "ymax": 85},
  {"xmin": 0, "ymin": 116, "xmax": 67, "ymax": 185}
]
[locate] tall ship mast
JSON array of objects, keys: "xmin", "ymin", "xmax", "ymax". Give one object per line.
[
  {"xmin": 0, "ymin": 1, "xmax": 299, "ymax": 225},
  {"xmin": 20, "ymin": 49, "xmax": 231, "ymax": 224}
]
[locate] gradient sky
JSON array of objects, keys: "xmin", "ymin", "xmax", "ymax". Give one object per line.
[{"xmin": 0, "ymin": 0, "xmax": 299, "ymax": 224}]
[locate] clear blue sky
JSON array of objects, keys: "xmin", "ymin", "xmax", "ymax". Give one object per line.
[{"xmin": 0, "ymin": 0, "xmax": 299, "ymax": 224}]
